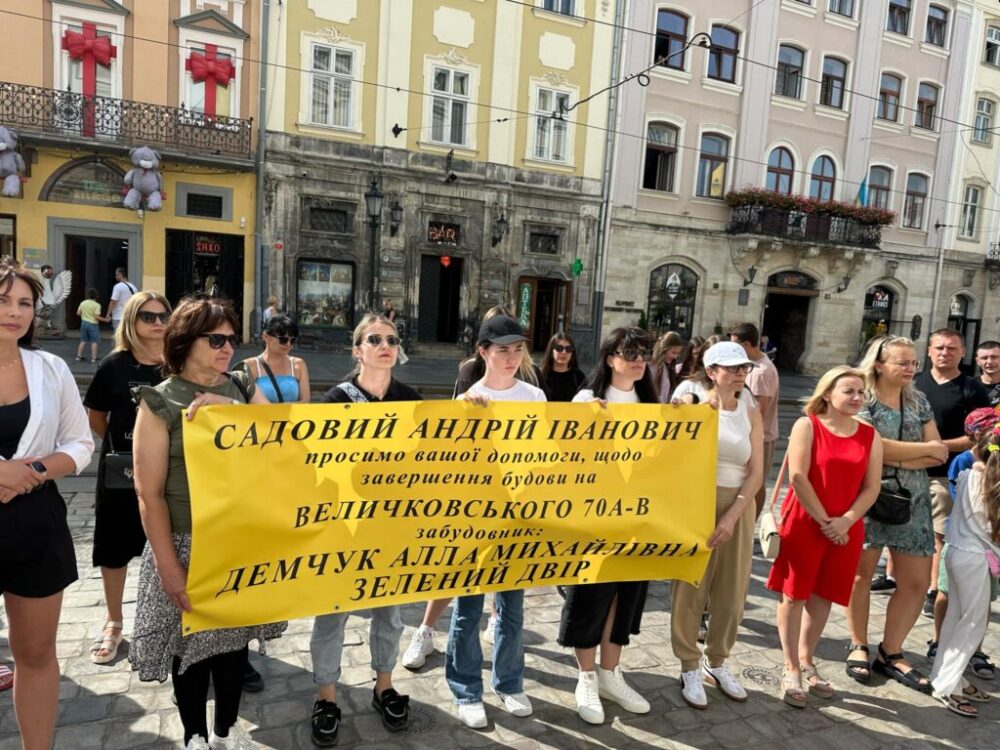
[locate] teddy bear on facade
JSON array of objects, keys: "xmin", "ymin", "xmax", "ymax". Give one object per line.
[
  {"xmin": 123, "ymin": 146, "xmax": 163, "ymax": 210},
  {"xmin": 0, "ymin": 127, "xmax": 26, "ymax": 198}
]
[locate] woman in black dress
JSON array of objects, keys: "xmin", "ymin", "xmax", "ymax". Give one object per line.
[{"xmin": 540, "ymin": 331, "xmax": 586, "ymax": 402}]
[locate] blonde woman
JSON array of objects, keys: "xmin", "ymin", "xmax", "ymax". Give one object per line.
[
  {"xmin": 452, "ymin": 306, "xmax": 540, "ymax": 397},
  {"xmin": 84, "ymin": 291, "xmax": 171, "ymax": 664},
  {"xmin": 652, "ymin": 331, "xmax": 684, "ymax": 402}
]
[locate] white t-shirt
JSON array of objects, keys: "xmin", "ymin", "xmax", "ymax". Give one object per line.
[
  {"xmin": 673, "ymin": 379, "xmax": 758, "ymax": 409},
  {"xmin": 461, "ymin": 379, "xmax": 547, "ymax": 402},
  {"xmin": 717, "ymin": 396, "xmax": 753, "ymax": 488},
  {"xmin": 110, "ymin": 280, "xmax": 136, "ymax": 321},
  {"xmin": 573, "ymin": 385, "xmax": 640, "ymax": 404}
]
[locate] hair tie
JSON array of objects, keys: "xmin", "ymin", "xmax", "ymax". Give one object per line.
[{"xmin": 988, "ymin": 444, "xmax": 1000, "ymax": 454}]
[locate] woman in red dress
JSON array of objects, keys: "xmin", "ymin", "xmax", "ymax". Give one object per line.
[{"xmin": 767, "ymin": 367, "xmax": 882, "ymax": 707}]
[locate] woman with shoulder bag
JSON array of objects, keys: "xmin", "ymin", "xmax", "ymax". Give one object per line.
[
  {"xmin": 844, "ymin": 336, "xmax": 947, "ymax": 693},
  {"xmin": 766, "ymin": 367, "xmax": 882, "ymax": 707},
  {"xmin": 241, "ymin": 314, "xmax": 311, "ymax": 403}
]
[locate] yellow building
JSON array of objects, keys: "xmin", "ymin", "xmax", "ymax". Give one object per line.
[
  {"xmin": 0, "ymin": 0, "xmax": 260, "ymax": 335},
  {"xmin": 263, "ymin": 0, "xmax": 619, "ymax": 352}
]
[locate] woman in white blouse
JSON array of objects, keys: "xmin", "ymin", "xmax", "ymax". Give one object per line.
[{"xmin": 0, "ymin": 259, "xmax": 94, "ymax": 749}]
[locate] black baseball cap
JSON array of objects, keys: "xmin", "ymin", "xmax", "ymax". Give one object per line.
[{"xmin": 478, "ymin": 315, "xmax": 528, "ymax": 346}]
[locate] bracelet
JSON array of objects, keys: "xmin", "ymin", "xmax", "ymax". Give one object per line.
[{"xmin": 736, "ymin": 494, "xmax": 747, "ymax": 500}]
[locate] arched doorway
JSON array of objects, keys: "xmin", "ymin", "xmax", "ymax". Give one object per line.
[
  {"xmin": 859, "ymin": 284, "xmax": 896, "ymax": 352},
  {"xmin": 947, "ymin": 293, "xmax": 981, "ymax": 373},
  {"xmin": 762, "ymin": 271, "xmax": 817, "ymax": 371},
  {"xmin": 646, "ymin": 263, "xmax": 699, "ymax": 339}
]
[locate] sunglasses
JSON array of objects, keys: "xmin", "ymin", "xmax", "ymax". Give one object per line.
[
  {"xmin": 363, "ymin": 334, "xmax": 401, "ymax": 347},
  {"xmin": 199, "ymin": 333, "xmax": 239, "ymax": 349},
  {"xmin": 716, "ymin": 364, "xmax": 753, "ymax": 374},
  {"xmin": 137, "ymin": 311, "xmax": 170, "ymax": 324},
  {"xmin": 553, "ymin": 344, "xmax": 574, "ymax": 354},
  {"xmin": 270, "ymin": 335, "xmax": 296, "ymax": 345},
  {"xmin": 614, "ymin": 349, "xmax": 651, "ymax": 362}
]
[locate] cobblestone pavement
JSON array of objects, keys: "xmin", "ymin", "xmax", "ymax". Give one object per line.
[{"xmin": 2, "ymin": 396, "xmax": 998, "ymax": 749}]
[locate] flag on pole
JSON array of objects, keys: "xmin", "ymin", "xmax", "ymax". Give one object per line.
[{"xmin": 854, "ymin": 176, "xmax": 868, "ymax": 206}]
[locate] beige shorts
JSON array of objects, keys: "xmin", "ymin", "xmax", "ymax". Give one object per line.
[{"xmin": 929, "ymin": 477, "xmax": 953, "ymax": 535}]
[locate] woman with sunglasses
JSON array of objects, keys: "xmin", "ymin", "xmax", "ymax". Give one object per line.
[
  {"xmin": 671, "ymin": 341, "xmax": 763, "ymax": 709},
  {"xmin": 540, "ymin": 331, "xmax": 586, "ymax": 402},
  {"xmin": 308, "ymin": 313, "xmax": 418, "ymax": 746},
  {"xmin": 560, "ymin": 327, "xmax": 657, "ymax": 724},
  {"xmin": 131, "ymin": 297, "xmax": 283, "ymax": 750},
  {"xmin": 83, "ymin": 291, "xmax": 171, "ymax": 665},
  {"xmin": 241, "ymin": 315, "xmax": 311, "ymax": 403}
]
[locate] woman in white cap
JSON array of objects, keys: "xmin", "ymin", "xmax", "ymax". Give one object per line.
[{"xmin": 671, "ymin": 340, "xmax": 764, "ymax": 709}]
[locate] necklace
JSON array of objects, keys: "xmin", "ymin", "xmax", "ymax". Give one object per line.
[{"xmin": 0, "ymin": 356, "xmax": 22, "ymax": 372}]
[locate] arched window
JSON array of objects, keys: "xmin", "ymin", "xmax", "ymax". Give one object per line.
[
  {"xmin": 916, "ymin": 83, "xmax": 939, "ymax": 130},
  {"xmin": 887, "ymin": 0, "xmax": 911, "ymax": 35},
  {"xmin": 809, "ymin": 156, "xmax": 836, "ymax": 201},
  {"xmin": 776, "ymin": 45, "xmax": 805, "ymax": 99},
  {"xmin": 961, "ymin": 185, "xmax": 982, "ymax": 238},
  {"xmin": 41, "ymin": 157, "xmax": 126, "ymax": 207},
  {"xmin": 643, "ymin": 122, "xmax": 678, "ymax": 192},
  {"xmin": 820, "ymin": 57, "xmax": 847, "ymax": 109},
  {"xmin": 655, "ymin": 11, "xmax": 688, "ymax": 69},
  {"xmin": 707, "ymin": 25, "xmax": 739, "ymax": 82},
  {"xmin": 868, "ymin": 166, "xmax": 893, "ymax": 209},
  {"xmin": 766, "ymin": 147, "xmax": 795, "ymax": 194},
  {"xmin": 902, "ymin": 173, "xmax": 928, "ymax": 229},
  {"xmin": 925, "ymin": 5, "xmax": 949, "ymax": 47},
  {"xmin": 987, "ymin": 26, "xmax": 1000, "ymax": 65},
  {"xmin": 878, "ymin": 73, "xmax": 902, "ymax": 121},
  {"xmin": 696, "ymin": 133, "xmax": 729, "ymax": 198},
  {"xmin": 647, "ymin": 263, "xmax": 699, "ymax": 336},
  {"xmin": 973, "ymin": 98, "xmax": 995, "ymax": 144}
]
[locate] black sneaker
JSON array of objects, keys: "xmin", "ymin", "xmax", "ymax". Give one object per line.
[
  {"xmin": 311, "ymin": 699, "xmax": 341, "ymax": 747},
  {"xmin": 870, "ymin": 574, "xmax": 896, "ymax": 593},
  {"xmin": 922, "ymin": 590, "xmax": 937, "ymax": 618},
  {"xmin": 242, "ymin": 661, "xmax": 264, "ymax": 693},
  {"xmin": 372, "ymin": 687, "xmax": 409, "ymax": 732}
]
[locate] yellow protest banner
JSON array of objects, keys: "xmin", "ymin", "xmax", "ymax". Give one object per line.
[{"xmin": 181, "ymin": 401, "xmax": 718, "ymax": 634}]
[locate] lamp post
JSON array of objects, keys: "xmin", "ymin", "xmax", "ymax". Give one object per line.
[{"xmin": 364, "ymin": 176, "xmax": 384, "ymax": 310}]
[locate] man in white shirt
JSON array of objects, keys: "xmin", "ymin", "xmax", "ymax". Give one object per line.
[{"xmin": 106, "ymin": 267, "xmax": 136, "ymax": 330}]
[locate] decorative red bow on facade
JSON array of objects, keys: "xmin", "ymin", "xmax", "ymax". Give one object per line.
[
  {"xmin": 61, "ymin": 22, "xmax": 117, "ymax": 136},
  {"xmin": 185, "ymin": 44, "xmax": 235, "ymax": 117}
]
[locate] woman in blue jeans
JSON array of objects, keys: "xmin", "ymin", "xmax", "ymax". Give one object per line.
[{"xmin": 446, "ymin": 315, "xmax": 547, "ymax": 729}]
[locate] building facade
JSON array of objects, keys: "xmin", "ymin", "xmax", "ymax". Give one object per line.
[
  {"xmin": 262, "ymin": 0, "xmax": 617, "ymax": 353},
  {"xmin": 0, "ymin": 0, "xmax": 260, "ymax": 335},
  {"xmin": 605, "ymin": 0, "xmax": 999, "ymax": 372}
]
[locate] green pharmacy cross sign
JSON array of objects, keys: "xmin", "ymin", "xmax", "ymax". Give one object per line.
[{"xmin": 571, "ymin": 258, "xmax": 584, "ymax": 277}]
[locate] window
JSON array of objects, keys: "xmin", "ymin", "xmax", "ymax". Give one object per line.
[
  {"xmin": 527, "ymin": 229, "xmax": 561, "ymax": 255},
  {"xmin": 878, "ymin": 73, "xmax": 902, "ymax": 121},
  {"xmin": 974, "ymin": 98, "xmax": 995, "ymax": 144},
  {"xmin": 296, "ymin": 260, "xmax": 355, "ymax": 328},
  {"xmin": 766, "ymin": 147, "xmax": 795, "ymax": 194},
  {"xmin": 186, "ymin": 193, "xmax": 224, "ymax": 219},
  {"xmin": 887, "ymin": 0, "xmax": 911, "ymax": 35},
  {"xmin": 902, "ymin": 174, "xmax": 928, "ymax": 229},
  {"xmin": 647, "ymin": 263, "xmax": 699, "ymax": 335},
  {"xmin": 987, "ymin": 26, "xmax": 1000, "ymax": 65},
  {"xmin": 431, "ymin": 67, "xmax": 469, "ymax": 145},
  {"xmin": 915, "ymin": 83, "xmax": 939, "ymax": 130},
  {"xmin": 542, "ymin": 0, "xmax": 574, "ymax": 14},
  {"xmin": 820, "ymin": 57, "xmax": 847, "ymax": 109},
  {"xmin": 696, "ymin": 134, "xmax": 729, "ymax": 198},
  {"xmin": 309, "ymin": 44, "xmax": 353, "ymax": 128},
  {"xmin": 868, "ymin": 166, "xmax": 893, "ymax": 209},
  {"xmin": 63, "ymin": 23, "xmax": 115, "ymax": 99},
  {"xmin": 828, "ymin": 0, "xmax": 854, "ymax": 17},
  {"xmin": 961, "ymin": 186, "xmax": 981, "ymax": 238},
  {"xmin": 655, "ymin": 11, "xmax": 688, "ymax": 70},
  {"xmin": 534, "ymin": 88, "xmax": 569, "ymax": 162},
  {"xmin": 707, "ymin": 25, "xmax": 739, "ymax": 83},
  {"xmin": 809, "ymin": 156, "xmax": 836, "ymax": 201},
  {"xmin": 775, "ymin": 45, "xmax": 804, "ymax": 99},
  {"xmin": 642, "ymin": 122, "xmax": 678, "ymax": 192},
  {"xmin": 925, "ymin": 6, "xmax": 948, "ymax": 47}
]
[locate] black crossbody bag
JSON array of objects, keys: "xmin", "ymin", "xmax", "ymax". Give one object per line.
[
  {"xmin": 866, "ymin": 394, "xmax": 912, "ymax": 526},
  {"xmin": 102, "ymin": 430, "xmax": 135, "ymax": 490}
]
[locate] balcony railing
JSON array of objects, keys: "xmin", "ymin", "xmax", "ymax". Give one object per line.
[
  {"xmin": 987, "ymin": 242, "xmax": 1000, "ymax": 267},
  {"xmin": 0, "ymin": 81, "xmax": 253, "ymax": 161},
  {"xmin": 728, "ymin": 204, "xmax": 883, "ymax": 250}
]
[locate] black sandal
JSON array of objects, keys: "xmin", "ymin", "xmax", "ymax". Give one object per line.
[
  {"xmin": 845, "ymin": 643, "xmax": 871, "ymax": 684},
  {"xmin": 872, "ymin": 643, "xmax": 932, "ymax": 693}
]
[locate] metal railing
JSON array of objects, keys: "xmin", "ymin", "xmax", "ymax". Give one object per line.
[
  {"xmin": 727, "ymin": 204, "xmax": 883, "ymax": 250},
  {"xmin": 987, "ymin": 241, "xmax": 1000, "ymax": 267},
  {"xmin": 0, "ymin": 81, "xmax": 253, "ymax": 160}
]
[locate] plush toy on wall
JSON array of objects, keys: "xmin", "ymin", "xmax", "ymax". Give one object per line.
[
  {"xmin": 0, "ymin": 127, "xmax": 26, "ymax": 198},
  {"xmin": 123, "ymin": 146, "xmax": 163, "ymax": 210}
]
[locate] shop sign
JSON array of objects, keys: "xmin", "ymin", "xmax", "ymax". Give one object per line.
[
  {"xmin": 194, "ymin": 234, "xmax": 223, "ymax": 256},
  {"xmin": 518, "ymin": 283, "xmax": 531, "ymax": 328},
  {"xmin": 427, "ymin": 221, "xmax": 460, "ymax": 245}
]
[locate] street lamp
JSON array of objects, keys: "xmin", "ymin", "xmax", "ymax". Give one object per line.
[
  {"xmin": 364, "ymin": 176, "xmax": 384, "ymax": 310},
  {"xmin": 491, "ymin": 211, "xmax": 509, "ymax": 247},
  {"xmin": 389, "ymin": 199, "xmax": 403, "ymax": 237}
]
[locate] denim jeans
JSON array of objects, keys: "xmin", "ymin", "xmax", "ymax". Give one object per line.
[
  {"xmin": 445, "ymin": 591, "xmax": 524, "ymax": 704},
  {"xmin": 310, "ymin": 605, "xmax": 403, "ymax": 686}
]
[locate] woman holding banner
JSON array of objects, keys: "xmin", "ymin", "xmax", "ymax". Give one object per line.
[
  {"xmin": 671, "ymin": 341, "xmax": 763, "ymax": 709},
  {"xmin": 131, "ymin": 297, "xmax": 283, "ymax": 750},
  {"xmin": 308, "ymin": 313, "xmax": 418, "ymax": 747},
  {"xmin": 560, "ymin": 327, "xmax": 657, "ymax": 724}
]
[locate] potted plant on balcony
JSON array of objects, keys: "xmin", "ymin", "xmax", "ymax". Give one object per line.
[{"xmin": 724, "ymin": 187, "xmax": 895, "ymax": 226}]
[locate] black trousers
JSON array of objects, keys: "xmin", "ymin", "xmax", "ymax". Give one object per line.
[{"xmin": 172, "ymin": 646, "xmax": 248, "ymax": 743}]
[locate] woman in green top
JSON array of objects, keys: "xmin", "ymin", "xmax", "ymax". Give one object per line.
[{"xmin": 131, "ymin": 297, "xmax": 283, "ymax": 750}]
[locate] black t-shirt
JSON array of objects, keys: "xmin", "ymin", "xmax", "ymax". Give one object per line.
[
  {"xmin": 83, "ymin": 350, "xmax": 164, "ymax": 456},
  {"xmin": 983, "ymin": 378, "xmax": 1000, "ymax": 407},
  {"xmin": 914, "ymin": 369, "xmax": 990, "ymax": 476},
  {"xmin": 321, "ymin": 377, "xmax": 423, "ymax": 403},
  {"xmin": 543, "ymin": 368, "xmax": 587, "ymax": 402}
]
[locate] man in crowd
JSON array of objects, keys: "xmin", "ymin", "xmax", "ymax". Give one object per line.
[
  {"xmin": 106, "ymin": 267, "xmax": 136, "ymax": 330},
  {"xmin": 975, "ymin": 340, "xmax": 1000, "ymax": 406}
]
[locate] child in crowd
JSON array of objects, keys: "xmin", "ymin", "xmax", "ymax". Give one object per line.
[{"xmin": 76, "ymin": 287, "xmax": 108, "ymax": 362}]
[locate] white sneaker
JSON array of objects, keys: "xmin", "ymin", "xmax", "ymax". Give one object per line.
[
  {"xmin": 495, "ymin": 690, "xmax": 533, "ymax": 717},
  {"xmin": 185, "ymin": 736, "xmax": 210, "ymax": 750},
  {"xmin": 208, "ymin": 723, "xmax": 256, "ymax": 749},
  {"xmin": 457, "ymin": 701, "xmax": 488, "ymax": 729},
  {"xmin": 575, "ymin": 670, "xmax": 604, "ymax": 724},
  {"xmin": 402, "ymin": 625, "xmax": 436, "ymax": 669},
  {"xmin": 598, "ymin": 665, "xmax": 650, "ymax": 714},
  {"xmin": 483, "ymin": 613, "xmax": 497, "ymax": 645},
  {"xmin": 680, "ymin": 669, "xmax": 708, "ymax": 709},
  {"xmin": 702, "ymin": 660, "xmax": 748, "ymax": 702}
]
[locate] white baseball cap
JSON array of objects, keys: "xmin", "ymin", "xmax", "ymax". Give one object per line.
[{"xmin": 703, "ymin": 341, "xmax": 756, "ymax": 368}]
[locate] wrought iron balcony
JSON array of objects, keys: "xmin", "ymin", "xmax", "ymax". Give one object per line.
[
  {"xmin": 987, "ymin": 242, "xmax": 1000, "ymax": 268},
  {"xmin": 0, "ymin": 81, "xmax": 253, "ymax": 161},
  {"xmin": 728, "ymin": 204, "xmax": 883, "ymax": 250}
]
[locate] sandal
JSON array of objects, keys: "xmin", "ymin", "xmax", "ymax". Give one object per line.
[
  {"xmin": 961, "ymin": 680, "xmax": 991, "ymax": 703},
  {"xmin": 90, "ymin": 620, "xmax": 124, "ymax": 665},
  {"xmin": 937, "ymin": 693, "xmax": 978, "ymax": 717},
  {"xmin": 872, "ymin": 643, "xmax": 932, "ymax": 694},
  {"xmin": 0, "ymin": 664, "xmax": 12, "ymax": 692},
  {"xmin": 969, "ymin": 651, "xmax": 996, "ymax": 680},
  {"xmin": 781, "ymin": 670, "xmax": 807, "ymax": 708},
  {"xmin": 801, "ymin": 664, "xmax": 835, "ymax": 699},
  {"xmin": 845, "ymin": 643, "xmax": 871, "ymax": 684}
]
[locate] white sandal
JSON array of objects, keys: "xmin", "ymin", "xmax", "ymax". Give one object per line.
[{"xmin": 90, "ymin": 621, "xmax": 124, "ymax": 665}]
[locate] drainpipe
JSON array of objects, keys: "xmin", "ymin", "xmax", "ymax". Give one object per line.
[
  {"xmin": 589, "ymin": 0, "xmax": 627, "ymax": 361},
  {"xmin": 929, "ymin": 221, "xmax": 950, "ymax": 340},
  {"xmin": 252, "ymin": 0, "xmax": 273, "ymax": 339}
]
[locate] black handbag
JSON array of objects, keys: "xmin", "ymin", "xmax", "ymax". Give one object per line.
[
  {"xmin": 101, "ymin": 431, "xmax": 135, "ymax": 491},
  {"xmin": 866, "ymin": 393, "xmax": 912, "ymax": 526}
]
